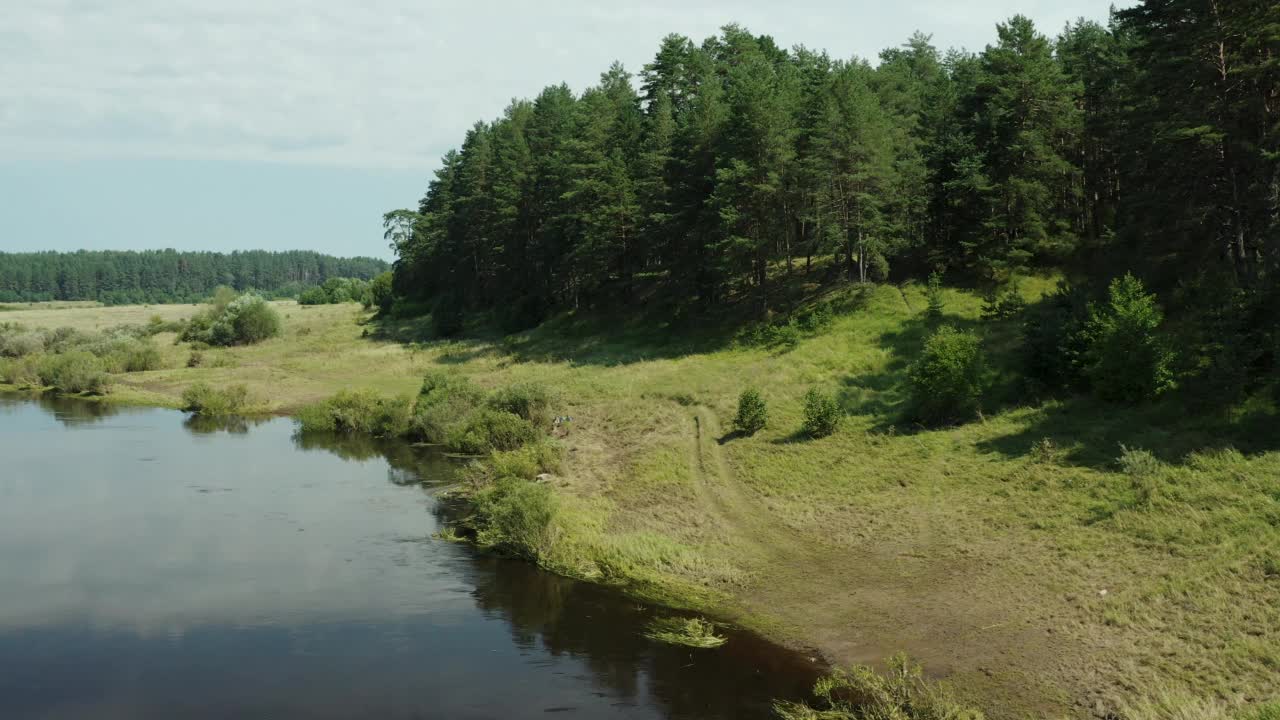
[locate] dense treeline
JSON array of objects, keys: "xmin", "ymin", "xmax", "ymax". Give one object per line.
[
  {"xmin": 386, "ymin": 3, "xmax": 1276, "ymax": 322},
  {"xmin": 0, "ymin": 250, "xmax": 389, "ymax": 304}
]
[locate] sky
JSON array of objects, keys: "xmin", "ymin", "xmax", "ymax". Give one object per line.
[{"xmin": 2, "ymin": 0, "xmax": 1134, "ymax": 260}]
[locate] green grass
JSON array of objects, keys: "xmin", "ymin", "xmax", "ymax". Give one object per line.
[
  {"xmin": 643, "ymin": 616, "xmax": 727, "ymax": 648},
  {"xmin": 7, "ymin": 280, "xmax": 1278, "ymax": 719}
]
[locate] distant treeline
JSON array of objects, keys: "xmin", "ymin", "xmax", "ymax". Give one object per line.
[{"xmin": 0, "ymin": 250, "xmax": 389, "ymax": 304}]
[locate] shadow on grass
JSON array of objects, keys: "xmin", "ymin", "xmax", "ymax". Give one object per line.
[
  {"xmin": 364, "ymin": 279, "xmax": 874, "ymax": 369},
  {"xmin": 976, "ymin": 394, "xmax": 1280, "ymax": 469}
]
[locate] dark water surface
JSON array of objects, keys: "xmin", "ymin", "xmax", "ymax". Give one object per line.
[{"xmin": 0, "ymin": 395, "xmax": 817, "ymax": 719}]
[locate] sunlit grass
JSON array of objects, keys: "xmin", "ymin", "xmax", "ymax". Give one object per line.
[{"xmin": 9, "ymin": 282, "xmax": 1278, "ymax": 717}]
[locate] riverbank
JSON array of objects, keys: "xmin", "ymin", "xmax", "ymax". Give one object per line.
[{"xmin": 6, "ymin": 291, "xmax": 1278, "ymax": 719}]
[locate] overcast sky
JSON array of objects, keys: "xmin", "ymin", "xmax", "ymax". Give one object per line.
[{"xmin": 2, "ymin": 1, "xmax": 1132, "ymax": 259}]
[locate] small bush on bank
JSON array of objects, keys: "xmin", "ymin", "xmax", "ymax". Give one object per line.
[
  {"xmin": 37, "ymin": 351, "xmax": 109, "ymax": 394},
  {"xmin": 0, "ymin": 356, "xmax": 42, "ymax": 387},
  {"xmin": 774, "ymin": 653, "xmax": 983, "ymax": 720},
  {"xmin": 472, "ymin": 476, "xmax": 558, "ymax": 562},
  {"xmin": 187, "ymin": 350, "xmax": 204, "ymax": 367},
  {"xmin": 488, "ymin": 382, "xmax": 556, "ymax": 429},
  {"xmin": 801, "ymin": 388, "xmax": 841, "ymax": 438},
  {"xmin": 489, "ymin": 440, "xmax": 563, "ymax": 480},
  {"xmin": 411, "ymin": 371, "xmax": 487, "ymax": 443},
  {"xmin": 448, "ymin": 409, "xmax": 538, "ymax": 454},
  {"xmin": 733, "ymin": 388, "xmax": 768, "ymax": 435},
  {"xmin": 296, "ymin": 389, "xmax": 412, "ymax": 436},
  {"xmin": 907, "ymin": 326, "xmax": 988, "ymax": 426},
  {"xmin": 182, "ymin": 382, "xmax": 251, "ymax": 416}
]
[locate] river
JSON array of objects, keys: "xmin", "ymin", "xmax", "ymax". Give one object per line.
[{"xmin": 0, "ymin": 394, "xmax": 817, "ymax": 719}]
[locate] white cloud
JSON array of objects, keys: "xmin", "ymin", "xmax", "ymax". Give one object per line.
[{"xmin": 3, "ymin": 0, "xmax": 1130, "ymax": 170}]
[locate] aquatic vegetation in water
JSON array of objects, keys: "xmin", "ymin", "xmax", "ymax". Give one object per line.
[{"xmin": 642, "ymin": 616, "xmax": 726, "ymax": 649}]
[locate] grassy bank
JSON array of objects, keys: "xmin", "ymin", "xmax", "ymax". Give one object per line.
[{"xmin": 5, "ymin": 288, "xmax": 1277, "ymax": 719}]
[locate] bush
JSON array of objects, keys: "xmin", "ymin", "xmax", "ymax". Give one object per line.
[
  {"xmin": 368, "ymin": 271, "xmax": 394, "ymax": 312},
  {"xmin": 106, "ymin": 338, "xmax": 162, "ymax": 372},
  {"xmin": 924, "ymin": 271, "xmax": 945, "ymax": 323},
  {"xmin": 187, "ymin": 350, "xmax": 204, "ymax": 368},
  {"xmin": 472, "ymin": 477, "xmax": 558, "ymax": 562},
  {"xmin": 0, "ymin": 324, "xmax": 44, "ymax": 358},
  {"xmin": 488, "ymin": 382, "xmax": 556, "ymax": 429},
  {"xmin": 182, "ymin": 382, "xmax": 251, "ymax": 416},
  {"xmin": 0, "ymin": 355, "xmax": 42, "ymax": 387},
  {"xmin": 181, "ymin": 292, "xmax": 282, "ymax": 347},
  {"xmin": 448, "ymin": 409, "xmax": 539, "ymax": 454},
  {"xmin": 801, "ymin": 388, "xmax": 841, "ymax": 438},
  {"xmin": 981, "ymin": 284, "xmax": 1027, "ymax": 321},
  {"xmin": 907, "ymin": 326, "xmax": 987, "ymax": 425},
  {"xmin": 1086, "ymin": 274, "xmax": 1175, "ymax": 404},
  {"xmin": 296, "ymin": 389, "xmax": 412, "ymax": 437},
  {"xmin": 38, "ymin": 351, "xmax": 109, "ymax": 394},
  {"xmin": 1022, "ymin": 281, "xmax": 1092, "ymax": 394},
  {"xmin": 410, "ymin": 371, "xmax": 486, "ymax": 443},
  {"xmin": 489, "ymin": 440, "xmax": 563, "ymax": 480},
  {"xmin": 733, "ymin": 388, "xmax": 768, "ymax": 435},
  {"xmin": 298, "ymin": 287, "xmax": 328, "ymax": 305}
]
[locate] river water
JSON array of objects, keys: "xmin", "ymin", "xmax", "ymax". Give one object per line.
[{"xmin": 0, "ymin": 395, "xmax": 817, "ymax": 719}]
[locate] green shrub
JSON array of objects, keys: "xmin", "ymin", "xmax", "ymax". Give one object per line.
[
  {"xmin": 981, "ymin": 285, "xmax": 1027, "ymax": 321},
  {"xmin": 489, "ymin": 440, "xmax": 563, "ymax": 480},
  {"xmin": 368, "ymin": 271, "xmax": 394, "ymax": 312},
  {"xmin": 774, "ymin": 653, "xmax": 983, "ymax": 720},
  {"xmin": 907, "ymin": 326, "xmax": 987, "ymax": 425},
  {"xmin": 488, "ymin": 382, "xmax": 557, "ymax": 429},
  {"xmin": 733, "ymin": 388, "xmax": 768, "ymax": 435},
  {"xmin": 110, "ymin": 338, "xmax": 162, "ymax": 372},
  {"xmin": 182, "ymin": 382, "xmax": 251, "ymax": 416},
  {"xmin": 410, "ymin": 371, "xmax": 486, "ymax": 442},
  {"xmin": 0, "ymin": 325, "xmax": 44, "ymax": 358},
  {"xmin": 448, "ymin": 409, "xmax": 539, "ymax": 454},
  {"xmin": 801, "ymin": 388, "xmax": 841, "ymax": 438},
  {"xmin": 924, "ymin": 271, "xmax": 945, "ymax": 323},
  {"xmin": 296, "ymin": 389, "xmax": 412, "ymax": 437},
  {"xmin": 1022, "ymin": 281, "xmax": 1092, "ymax": 394},
  {"xmin": 37, "ymin": 351, "xmax": 109, "ymax": 394},
  {"xmin": 472, "ymin": 477, "xmax": 558, "ymax": 562},
  {"xmin": 187, "ymin": 350, "xmax": 204, "ymax": 368},
  {"xmin": 298, "ymin": 287, "xmax": 328, "ymax": 305},
  {"xmin": 180, "ymin": 293, "xmax": 282, "ymax": 347},
  {"xmin": 1086, "ymin": 273, "xmax": 1176, "ymax": 404},
  {"xmin": 0, "ymin": 354, "xmax": 42, "ymax": 387}
]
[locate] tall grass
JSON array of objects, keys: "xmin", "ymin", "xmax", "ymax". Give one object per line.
[
  {"xmin": 775, "ymin": 654, "xmax": 982, "ymax": 720},
  {"xmin": 295, "ymin": 389, "xmax": 412, "ymax": 436},
  {"xmin": 181, "ymin": 382, "xmax": 251, "ymax": 416}
]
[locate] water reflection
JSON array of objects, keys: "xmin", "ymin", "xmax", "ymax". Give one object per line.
[{"xmin": 0, "ymin": 395, "xmax": 817, "ymax": 719}]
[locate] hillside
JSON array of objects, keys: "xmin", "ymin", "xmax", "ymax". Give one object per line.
[{"xmin": 5, "ymin": 281, "xmax": 1276, "ymax": 718}]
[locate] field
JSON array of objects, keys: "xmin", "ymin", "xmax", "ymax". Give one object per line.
[{"xmin": 5, "ymin": 288, "xmax": 1277, "ymax": 719}]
